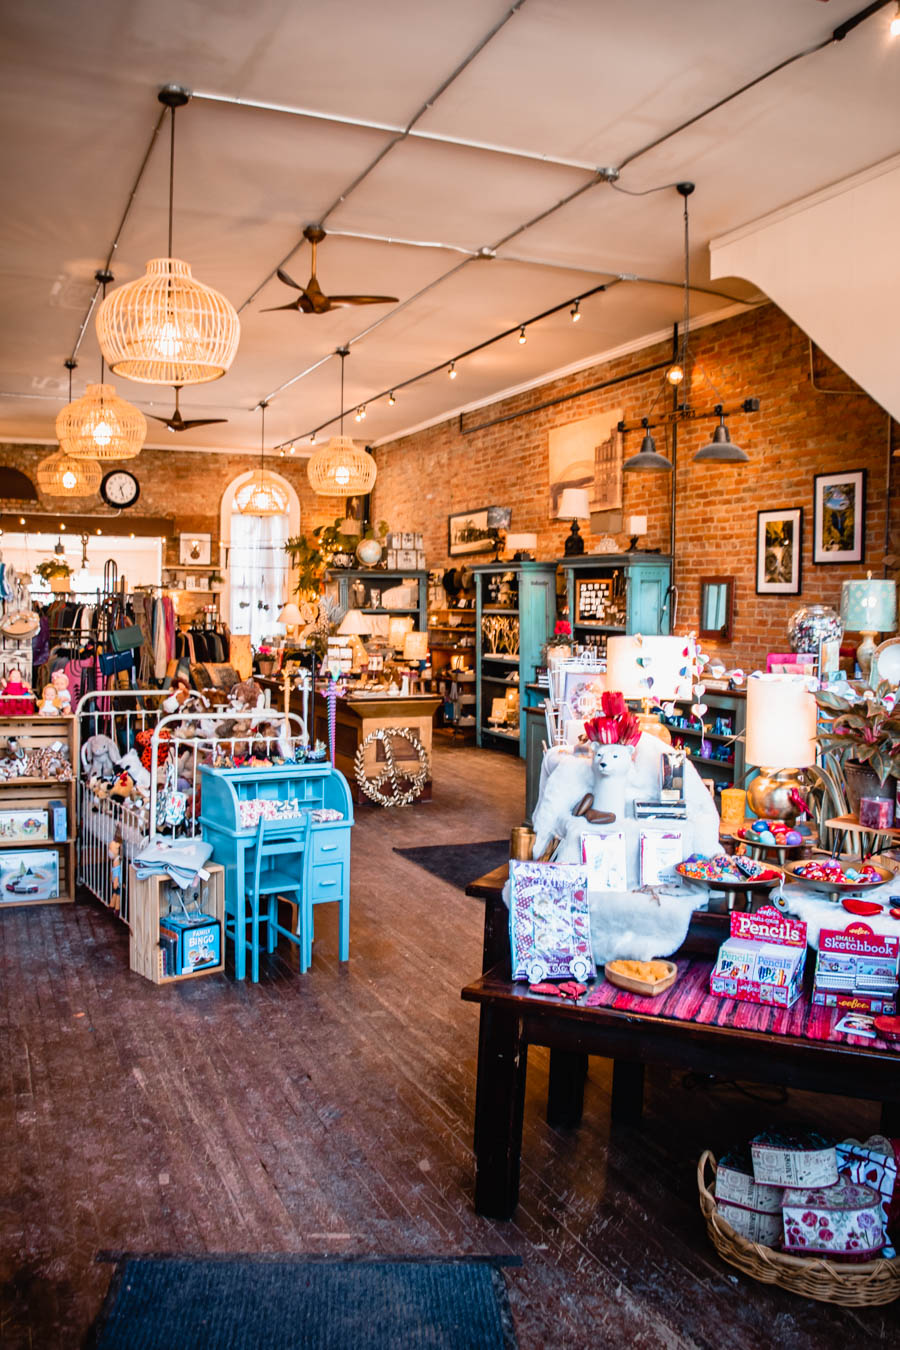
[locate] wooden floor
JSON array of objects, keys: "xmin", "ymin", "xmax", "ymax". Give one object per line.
[{"xmin": 1, "ymin": 742, "xmax": 896, "ymax": 1348}]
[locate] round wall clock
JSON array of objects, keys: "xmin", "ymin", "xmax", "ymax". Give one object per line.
[{"xmin": 100, "ymin": 469, "xmax": 140, "ymax": 509}]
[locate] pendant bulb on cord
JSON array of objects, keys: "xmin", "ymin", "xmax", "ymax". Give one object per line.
[{"xmin": 168, "ymin": 103, "xmax": 175, "ymax": 259}]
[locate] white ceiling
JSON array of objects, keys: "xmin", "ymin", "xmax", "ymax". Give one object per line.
[{"xmin": 1, "ymin": 0, "xmax": 898, "ymax": 457}]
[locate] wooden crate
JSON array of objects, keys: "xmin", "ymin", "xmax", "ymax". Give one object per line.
[
  {"xmin": 0, "ymin": 715, "xmax": 75, "ymax": 906},
  {"xmin": 129, "ymin": 863, "xmax": 225, "ymax": 985}
]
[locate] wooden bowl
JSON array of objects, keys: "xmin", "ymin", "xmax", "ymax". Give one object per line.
[
  {"xmin": 604, "ymin": 959, "xmax": 678, "ymax": 997},
  {"xmin": 782, "ymin": 860, "xmax": 893, "ymax": 894}
]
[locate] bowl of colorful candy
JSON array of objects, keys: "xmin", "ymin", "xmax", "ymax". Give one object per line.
[
  {"xmin": 782, "ymin": 858, "xmax": 893, "ymax": 893},
  {"xmin": 730, "ymin": 820, "xmax": 806, "ymax": 851},
  {"xmin": 676, "ymin": 853, "xmax": 782, "ymax": 888}
]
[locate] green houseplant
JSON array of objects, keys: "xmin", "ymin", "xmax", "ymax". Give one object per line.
[{"xmin": 815, "ymin": 681, "xmax": 900, "ymax": 814}]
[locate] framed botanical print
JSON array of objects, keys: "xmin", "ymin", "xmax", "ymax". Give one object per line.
[
  {"xmin": 756, "ymin": 507, "xmax": 802, "ymax": 595},
  {"xmin": 813, "ymin": 469, "xmax": 866, "ymax": 564}
]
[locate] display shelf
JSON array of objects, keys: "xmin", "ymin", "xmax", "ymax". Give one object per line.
[
  {"xmin": 825, "ymin": 814, "xmax": 900, "ymax": 839},
  {"xmin": 0, "ymin": 715, "xmax": 76, "ymax": 910},
  {"xmin": 689, "ymin": 754, "xmax": 736, "ymax": 769},
  {"xmin": 473, "ymin": 560, "xmax": 556, "ymax": 756},
  {"xmin": 558, "ymin": 553, "xmax": 673, "ymax": 638},
  {"xmin": 325, "ymin": 568, "xmax": 428, "ymax": 632},
  {"xmin": 129, "ymin": 865, "xmax": 226, "ymax": 985}
]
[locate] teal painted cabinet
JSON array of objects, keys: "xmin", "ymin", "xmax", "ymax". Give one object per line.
[
  {"xmin": 472, "ymin": 561, "xmax": 557, "ymax": 756},
  {"xmin": 558, "ymin": 554, "xmax": 672, "ymax": 652}
]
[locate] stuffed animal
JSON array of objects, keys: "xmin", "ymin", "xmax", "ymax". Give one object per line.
[
  {"xmin": 108, "ymin": 838, "xmax": 122, "ymax": 913},
  {"xmin": 50, "ymin": 670, "xmax": 71, "ymax": 714},
  {"xmin": 0, "ymin": 667, "xmax": 35, "ymax": 715},
  {"xmin": 230, "ymin": 679, "xmax": 264, "ymax": 711},
  {"xmin": 38, "ymin": 684, "xmax": 59, "ymax": 716},
  {"xmin": 109, "ymin": 772, "xmax": 137, "ymax": 800},
  {"xmin": 81, "ymin": 734, "xmax": 122, "ymax": 781}
]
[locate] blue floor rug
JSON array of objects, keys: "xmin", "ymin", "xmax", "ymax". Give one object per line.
[{"xmin": 88, "ymin": 1254, "xmax": 518, "ymax": 1350}]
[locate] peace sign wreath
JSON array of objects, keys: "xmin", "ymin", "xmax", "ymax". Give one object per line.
[{"xmin": 354, "ymin": 727, "xmax": 430, "ymax": 807}]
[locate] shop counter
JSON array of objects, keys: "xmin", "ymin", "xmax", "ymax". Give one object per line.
[{"xmin": 311, "ymin": 691, "xmax": 440, "ymax": 803}]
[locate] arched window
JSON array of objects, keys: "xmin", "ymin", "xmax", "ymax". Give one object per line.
[{"xmin": 220, "ymin": 472, "xmax": 300, "ymax": 647}]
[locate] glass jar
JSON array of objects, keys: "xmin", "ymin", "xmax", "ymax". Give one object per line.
[{"xmin": 787, "ymin": 604, "xmax": 843, "ymax": 654}]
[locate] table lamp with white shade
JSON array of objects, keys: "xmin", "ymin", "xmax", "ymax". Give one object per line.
[
  {"xmin": 557, "ymin": 488, "xmax": 590, "ymax": 556},
  {"xmin": 840, "ymin": 574, "xmax": 897, "ymax": 681},
  {"xmin": 278, "ymin": 601, "xmax": 303, "ymax": 638},
  {"xmin": 337, "ymin": 608, "xmax": 373, "ymax": 671},
  {"xmin": 624, "ymin": 515, "xmax": 648, "ymax": 551},
  {"xmin": 504, "ymin": 532, "xmax": 537, "ymax": 560},
  {"xmin": 388, "ymin": 615, "xmax": 414, "ymax": 651},
  {"xmin": 605, "ymin": 635, "xmax": 695, "ymax": 742},
  {"xmin": 745, "ymin": 674, "xmax": 817, "ymax": 821}
]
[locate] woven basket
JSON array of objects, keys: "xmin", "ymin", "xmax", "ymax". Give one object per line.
[{"xmin": 698, "ymin": 1151, "xmax": 900, "ymax": 1306}]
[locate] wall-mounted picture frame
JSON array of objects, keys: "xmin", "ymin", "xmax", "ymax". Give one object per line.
[
  {"xmin": 547, "ymin": 410, "xmax": 622, "ymax": 517},
  {"xmin": 179, "ymin": 532, "xmax": 212, "ymax": 566},
  {"xmin": 756, "ymin": 507, "xmax": 802, "ymax": 595},
  {"xmin": 447, "ymin": 505, "xmax": 510, "ymax": 556},
  {"xmin": 813, "ymin": 469, "xmax": 866, "ymax": 564}
]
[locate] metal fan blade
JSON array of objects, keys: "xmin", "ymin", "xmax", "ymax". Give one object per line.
[
  {"xmin": 171, "ymin": 417, "xmax": 229, "ymax": 431},
  {"xmin": 276, "ymin": 266, "xmax": 305, "ymax": 291},
  {"xmin": 329, "ymin": 294, "xmax": 399, "ymax": 306}
]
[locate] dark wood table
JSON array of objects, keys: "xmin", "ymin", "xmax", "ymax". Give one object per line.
[{"xmin": 462, "ymin": 866, "xmax": 900, "ymax": 1220}]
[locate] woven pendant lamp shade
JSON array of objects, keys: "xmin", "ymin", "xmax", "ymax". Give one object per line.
[
  {"xmin": 36, "ymin": 451, "xmax": 102, "ymax": 498},
  {"xmin": 307, "ymin": 436, "xmax": 377, "ymax": 496},
  {"xmin": 96, "ymin": 257, "xmax": 240, "ymax": 386},
  {"xmin": 56, "ymin": 383, "xmax": 146, "ymax": 460},
  {"xmin": 235, "ymin": 470, "xmax": 290, "ymax": 517}
]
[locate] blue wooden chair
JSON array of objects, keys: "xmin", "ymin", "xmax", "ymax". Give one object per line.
[{"xmin": 226, "ymin": 814, "xmax": 312, "ymax": 981}]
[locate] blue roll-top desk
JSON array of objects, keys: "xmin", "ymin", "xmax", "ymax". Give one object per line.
[{"xmin": 199, "ymin": 762, "xmax": 354, "ymax": 960}]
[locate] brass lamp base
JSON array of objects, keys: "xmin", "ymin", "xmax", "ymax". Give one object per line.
[
  {"xmin": 747, "ymin": 767, "xmax": 807, "ymax": 823},
  {"xmin": 636, "ymin": 708, "xmax": 672, "ymax": 744}
]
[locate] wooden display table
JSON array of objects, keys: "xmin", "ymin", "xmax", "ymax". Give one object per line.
[
  {"xmin": 312, "ymin": 691, "xmax": 440, "ymax": 803},
  {"xmin": 462, "ymin": 865, "xmax": 900, "ymax": 1219}
]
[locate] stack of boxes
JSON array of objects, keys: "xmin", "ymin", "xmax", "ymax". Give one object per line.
[
  {"xmin": 385, "ymin": 532, "xmax": 425, "ymax": 570},
  {"xmin": 812, "ymin": 923, "xmax": 899, "ymax": 1016}
]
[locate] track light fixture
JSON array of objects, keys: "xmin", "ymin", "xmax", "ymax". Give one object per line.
[
  {"xmin": 892, "ymin": 2, "xmax": 900, "ymax": 36},
  {"xmin": 518, "ymin": 325, "xmax": 527, "ymax": 344},
  {"xmin": 388, "ymin": 390, "xmax": 396, "ymax": 405},
  {"xmin": 570, "ymin": 299, "xmax": 581, "ymax": 323},
  {"xmin": 448, "ymin": 361, "xmax": 457, "ymax": 379}
]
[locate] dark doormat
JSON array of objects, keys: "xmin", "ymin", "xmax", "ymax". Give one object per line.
[
  {"xmin": 393, "ymin": 840, "xmax": 508, "ymax": 890},
  {"xmin": 88, "ymin": 1254, "xmax": 519, "ymax": 1350}
]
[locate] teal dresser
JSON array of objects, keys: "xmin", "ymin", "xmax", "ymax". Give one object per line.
[{"xmin": 557, "ymin": 553, "xmax": 672, "ymax": 650}]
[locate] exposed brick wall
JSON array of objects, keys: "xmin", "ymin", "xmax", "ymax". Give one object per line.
[
  {"xmin": 0, "ymin": 443, "xmax": 344, "ymax": 568},
  {"xmin": 372, "ymin": 304, "xmax": 898, "ymax": 671}
]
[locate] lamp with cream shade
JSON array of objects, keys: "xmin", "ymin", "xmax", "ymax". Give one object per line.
[
  {"xmin": 605, "ymin": 635, "xmax": 695, "ymax": 742},
  {"xmin": 745, "ymin": 674, "xmax": 817, "ymax": 821},
  {"xmin": 337, "ymin": 609, "xmax": 373, "ymax": 672},
  {"xmin": 278, "ymin": 601, "xmax": 303, "ymax": 637},
  {"xmin": 504, "ymin": 532, "xmax": 537, "ymax": 560},
  {"xmin": 557, "ymin": 487, "xmax": 590, "ymax": 556},
  {"xmin": 388, "ymin": 615, "xmax": 414, "ymax": 650}
]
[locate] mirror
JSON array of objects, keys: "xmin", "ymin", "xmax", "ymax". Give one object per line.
[{"xmin": 699, "ymin": 576, "xmax": 734, "ymax": 642}]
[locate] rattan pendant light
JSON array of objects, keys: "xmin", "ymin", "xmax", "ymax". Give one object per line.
[
  {"xmin": 307, "ymin": 347, "xmax": 377, "ymax": 496},
  {"xmin": 57, "ymin": 306, "xmax": 146, "ymax": 460},
  {"xmin": 36, "ymin": 449, "xmax": 102, "ymax": 497},
  {"xmin": 96, "ymin": 86, "xmax": 239, "ymax": 386},
  {"xmin": 236, "ymin": 402, "xmax": 290, "ymax": 516}
]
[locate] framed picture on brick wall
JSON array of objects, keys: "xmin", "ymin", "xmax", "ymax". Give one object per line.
[
  {"xmin": 813, "ymin": 469, "xmax": 866, "ymax": 565},
  {"xmin": 756, "ymin": 507, "xmax": 802, "ymax": 595}
]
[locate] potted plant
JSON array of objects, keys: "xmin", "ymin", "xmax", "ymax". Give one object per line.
[
  {"xmin": 544, "ymin": 619, "xmax": 573, "ymax": 666},
  {"xmin": 815, "ymin": 681, "xmax": 900, "ymax": 816},
  {"xmin": 34, "ymin": 558, "xmax": 73, "ymax": 593}
]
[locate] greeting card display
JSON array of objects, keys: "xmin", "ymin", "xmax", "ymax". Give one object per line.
[
  {"xmin": 813, "ymin": 923, "xmax": 899, "ymax": 1016},
  {"xmin": 581, "ymin": 831, "xmax": 627, "ymax": 891},
  {"xmin": 508, "ymin": 860, "xmax": 594, "ymax": 984},
  {"xmin": 710, "ymin": 906, "xmax": 807, "ymax": 1008}
]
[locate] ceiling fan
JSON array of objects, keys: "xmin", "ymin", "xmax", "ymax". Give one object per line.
[
  {"xmin": 148, "ymin": 386, "xmax": 228, "ymax": 433},
  {"xmin": 264, "ymin": 224, "xmax": 399, "ymax": 315}
]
